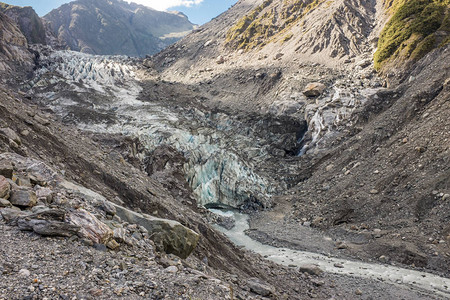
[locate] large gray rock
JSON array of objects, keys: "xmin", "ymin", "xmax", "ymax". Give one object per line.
[
  {"xmin": 247, "ymin": 278, "xmax": 274, "ymax": 297},
  {"xmin": 9, "ymin": 188, "xmax": 37, "ymax": 207},
  {"xmin": 0, "ymin": 127, "xmax": 21, "ymax": 145},
  {"xmin": 0, "ymin": 207, "xmax": 30, "ymax": 225},
  {"xmin": 299, "ymin": 264, "xmax": 324, "ymax": 276},
  {"xmin": 113, "ymin": 203, "xmax": 199, "ymax": 259},
  {"xmin": 14, "ymin": 208, "xmax": 80, "ymax": 237},
  {"xmin": 0, "ymin": 175, "xmax": 10, "ymax": 199},
  {"xmin": 18, "ymin": 219, "xmax": 80, "ymax": 237}
]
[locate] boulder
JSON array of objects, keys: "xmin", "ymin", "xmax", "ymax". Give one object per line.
[
  {"xmin": 0, "ymin": 207, "xmax": 30, "ymax": 225},
  {"xmin": 303, "ymin": 82, "xmax": 326, "ymax": 97},
  {"xmin": 34, "ymin": 186, "xmax": 53, "ymax": 203},
  {"xmin": 0, "ymin": 175, "xmax": 10, "ymax": 199},
  {"xmin": 113, "ymin": 227, "xmax": 127, "ymax": 243},
  {"xmin": 28, "ymin": 173, "xmax": 48, "ymax": 186},
  {"xmin": 216, "ymin": 55, "xmax": 225, "ymax": 64},
  {"xmin": 0, "ymin": 127, "xmax": 21, "ymax": 145},
  {"xmin": 247, "ymin": 278, "xmax": 274, "ymax": 297},
  {"xmin": 299, "ymin": 264, "xmax": 324, "ymax": 276},
  {"xmin": 0, "ymin": 161, "xmax": 13, "ymax": 178},
  {"xmin": 113, "ymin": 203, "xmax": 199, "ymax": 259},
  {"xmin": 0, "ymin": 198, "xmax": 11, "ymax": 207},
  {"xmin": 106, "ymin": 239, "xmax": 120, "ymax": 250},
  {"xmin": 274, "ymin": 52, "xmax": 284, "ymax": 60},
  {"xmin": 67, "ymin": 209, "xmax": 113, "ymax": 244},
  {"xmin": 9, "ymin": 188, "xmax": 37, "ymax": 207},
  {"xmin": 33, "ymin": 114, "xmax": 50, "ymax": 126},
  {"xmin": 18, "ymin": 219, "xmax": 80, "ymax": 237},
  {"xmin": 100, "ymin": 200, "xmax": 116, "ymax": 216}
]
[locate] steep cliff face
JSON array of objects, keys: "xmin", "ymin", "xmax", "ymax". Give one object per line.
[
  {"xmin": 153, "ymin": 0, "xmax": 379, "ymax": 75},
  {"xmin": 0, "ymin": 11, "xmax": 33, "ymax": 73},
  {"xmin": 224, "ymin": 0, "xmax": 377, "ymax": 60},
  {"xmin": 0, "ymin": 2, "xmax": 46, "ymax": 45},
  {"xmin": 43, "ymin": 0, "xmax": 196, "ymax": 56}
]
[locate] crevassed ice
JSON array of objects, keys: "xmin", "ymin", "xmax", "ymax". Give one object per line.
[{"xmin": 31, "ymin": 51, "xmax": 274, "ymax": 208}]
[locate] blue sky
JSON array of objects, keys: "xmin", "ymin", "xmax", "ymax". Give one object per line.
[{"xmin": 3, "ymin": 0, "xmax": 238, "ymax": 25}]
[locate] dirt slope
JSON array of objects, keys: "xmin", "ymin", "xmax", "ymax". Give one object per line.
[{"xmin": 253, "ymin": 44, "xmax": 450, "ymax": 274}]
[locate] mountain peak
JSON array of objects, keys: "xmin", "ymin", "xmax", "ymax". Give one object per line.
[{"xmin": 43, "ymin": 0, "xmax": 196, "ymax": 56}]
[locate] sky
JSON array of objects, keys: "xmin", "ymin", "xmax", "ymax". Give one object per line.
[{"xmin": 3, "ymin": 0, "xmax": 238, "ymax": 25}]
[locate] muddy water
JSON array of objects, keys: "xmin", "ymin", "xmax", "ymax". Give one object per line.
[{"xmin": 211, "ymin": 210, "xmax": 450, "ymax": 298}]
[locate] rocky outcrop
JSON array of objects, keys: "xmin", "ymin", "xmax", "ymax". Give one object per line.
[
  {"xmin": 113, "ymin": 203, "xmax": 200, "ymax": 259},
  {"xmin": 0, "ymin": 2, "xmax": 46, "ymax": 44},
  {"xmin": 0, "ymin": 151, "xmax": 199, "ymax": 258},
  {"xmin": 43, "ymin": 0, "xmax": 196, "ymax": 56},
  {"xmin": 0, "ymin": 11, "xmax": 33, "ymax": 71}
]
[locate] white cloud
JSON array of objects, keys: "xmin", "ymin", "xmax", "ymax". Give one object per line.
[{"xmin": 126, "ymin": 0, "xmax": 204, "ymax": 11}]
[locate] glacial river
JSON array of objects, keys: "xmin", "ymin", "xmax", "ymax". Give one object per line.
[{"xmin": 211, "ymin": 209, "xmax": 450, "ymax": 299}]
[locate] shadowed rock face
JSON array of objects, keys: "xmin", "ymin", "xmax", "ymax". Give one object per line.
[
  {"xmin": 0, "ymin": 2, "xmax": 46, "ymax": 44},
  {"xmin": 43, "ymin": 0, "xmax": 196, "ymax": 56},
  {"xmin": 0, "ymin": 11, "xmax": 34, "ymax": 72}
]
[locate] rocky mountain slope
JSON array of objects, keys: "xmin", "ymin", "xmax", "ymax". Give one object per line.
[
  {"xmin": 43, "ymin": 0, "xmax": 196, "ymax": 56},
  {"xmin": 0, "ymin": 11, "xmax": 34, "ymax": 74},
  {"xmin": 0, "ymin": 2, "xmax": 46, "ymax": 45}
]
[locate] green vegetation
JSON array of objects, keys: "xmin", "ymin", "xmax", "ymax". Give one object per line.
[
  {"xmin": 225, "ymin": 0, "xmax": 274, "ymax": 50},
  {"xmin": 225, "ymin": 0, "xmax": 325, "ymax": 51},
  {"xmin": 374, "ymin": 0, "xmax": 450, "ymax": 71}
]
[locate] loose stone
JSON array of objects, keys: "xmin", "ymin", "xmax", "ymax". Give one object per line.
[{"xmin": 0, "ymin": 175, "xmax": 10, "ymax": 199}]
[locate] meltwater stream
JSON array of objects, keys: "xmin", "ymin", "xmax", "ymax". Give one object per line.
[{"xmin": 211, "ymin": 210, "xmax": 450, "ymax": 298}]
